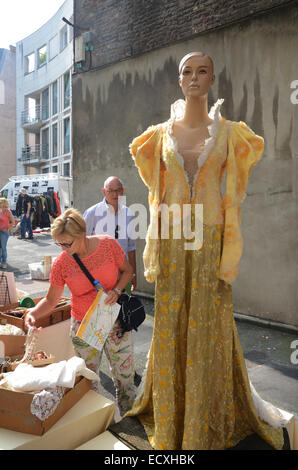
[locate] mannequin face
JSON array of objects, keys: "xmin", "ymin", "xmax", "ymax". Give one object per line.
[{"xmin": 179, "ymin": 55, "xmax": 215, "ymax": 99}]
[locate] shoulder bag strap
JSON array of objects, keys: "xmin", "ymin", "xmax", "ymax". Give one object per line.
[{"xmin": 72, "ymin": 253, "xmax": 101, "ymax": 292}]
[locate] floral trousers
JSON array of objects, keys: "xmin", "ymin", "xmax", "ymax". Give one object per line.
[{"xmin": 70, "ymin": 317, "xmax": 136, "ymax": 416}]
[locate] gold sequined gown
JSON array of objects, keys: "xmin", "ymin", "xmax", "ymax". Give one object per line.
[{"xmin": 126, "ymin": 99, "xmax": 284, "ymax": 450}]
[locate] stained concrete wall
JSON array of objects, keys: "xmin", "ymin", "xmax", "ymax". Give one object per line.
[
  {"xmin": 0, "ymin": 48, "xmax": 16, "ymax": 189},
  {"xmin": 72, "ymin": 5, "xmax": 298, "ymax": 326}
]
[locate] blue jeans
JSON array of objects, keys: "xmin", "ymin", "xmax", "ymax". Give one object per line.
[
  {"xmin": 0, "ymin": 230, "xmax": 9, "ymax": 263},
  {"xmin": 20, "ymin": 213, "xmax": 33, "ymax": 238}
]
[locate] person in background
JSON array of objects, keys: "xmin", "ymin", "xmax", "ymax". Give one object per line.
[
  {"xmin": 0, "ymin": 197, "xmax": 15, "ymax": 269},
  {"xmin": 24, "ymin": 208, "xmax": 136, "ymax": 416},
  {"xmin": 83, "ymin": 176, "xmax": 137, "ymax": 292},
  {"xmin": 16, "ymin": 188, "xmax": 33, "ymax": 240}
]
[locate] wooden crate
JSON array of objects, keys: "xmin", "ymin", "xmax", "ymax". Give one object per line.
[{"xmin": 0, "ymin": 298, "xmax": 71, "ymax": 331}]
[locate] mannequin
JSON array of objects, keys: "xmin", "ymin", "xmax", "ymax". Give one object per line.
[{"xmin": 126, "ymin": 52, "xmax": 286, "ymax": 450}]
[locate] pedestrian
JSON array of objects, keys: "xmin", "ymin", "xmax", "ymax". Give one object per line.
[
  {"xmin": 0, "ymin": 197, "xmax": 15, "ymax": 269},
  {"xmin": 16, "ymin": 188, "xmax": 33, "ymax": 240},
  {"xmin": 24, "ymin": 208, "xmax": 136, "ymax": 416},
  {"xmin": 83, "ymin": 176, "xmax": 137, "ymax": 292},
  {"xmin": 126, "ymin": 52, "xmax": 284, "ymax": 449}
]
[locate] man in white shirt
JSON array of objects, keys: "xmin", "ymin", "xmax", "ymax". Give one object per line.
[{"xmin": 83, "ymin": 176, "xmax": 137, "ymax": 291}]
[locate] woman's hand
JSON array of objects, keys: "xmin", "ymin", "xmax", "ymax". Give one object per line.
[
  {"xmin": 23, "ymin": 285, "xmax": 64, "ymax": 332},
  {"xmin": 24, "ymin": 309, "xmax": 38, "ymax": 332},
  {"xmin": 104, "ymin": 290, "xmax": 120, "ymax": 306}
]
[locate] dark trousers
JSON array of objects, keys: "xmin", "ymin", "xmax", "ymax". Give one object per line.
[{"xmin": 20, "ymin": 213, "xmax": 33, "ymax": 238}]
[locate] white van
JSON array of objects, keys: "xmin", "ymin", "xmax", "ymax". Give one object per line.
[{"xmin": 0, "ymin": 174, "xmax": 73, "ymax": 214}]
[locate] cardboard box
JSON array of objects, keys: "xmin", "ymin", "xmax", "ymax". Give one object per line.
[
  {"xmin": 33, "ymin": 320, "xmax": 75, "ymax": 362},
  {"xmin": 0, "ymin": 297, "xmax": 71, "ymax": 330},
  {"xmin": 29, "ymin": 256, "xmax": 55, "ymax": 281},
  {"xmin": 0, "ymin": 376, "xmax": 90, "ymax": 436},
  {"xmin": 0, "ymin": 334, "xmax": 25, "ymax": 359},
  {"xmin": 0, "ymin": 390, "xmax": 115, "ymax": 450},
  {"xmin": 76, "ymin": 431, "xmax": 131, "ymax": 450}
]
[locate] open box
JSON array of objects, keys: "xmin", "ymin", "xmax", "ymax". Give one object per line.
[
  {"xmin": 0, "ymin": 333, "xmax": 26, "ymax": 360},
  {"xmin": 0, "ymin": 297, "xmax": 71, "ymax": 330},
  {"xmin": 0, "ymin": 376, "xmax": 91, "ymax": 435},
  {"xmin": 9, "ymin": 352, "xmax": 55, "ymax": 371}
]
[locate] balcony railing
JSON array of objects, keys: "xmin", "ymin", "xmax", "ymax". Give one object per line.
[
  {"xmin": 21, "ymin": 104, "xmax": 50, "ymax": 132},
  {"xmin": 21, "ymin": 144, "xmax": 49, "ymax": 165},
  {"xmin": 21, "ymin": 105, "xmax": 41, "ymax": 125}
]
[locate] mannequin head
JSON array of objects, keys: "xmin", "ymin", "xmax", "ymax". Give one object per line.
[{"xmin": 178, "ymin": 52, "xmax": 215, "ymax": 100}]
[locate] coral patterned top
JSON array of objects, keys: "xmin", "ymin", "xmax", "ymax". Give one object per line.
[{"xmin": 50, "ymin": 235, "xmax": 125, "ymax": 322}]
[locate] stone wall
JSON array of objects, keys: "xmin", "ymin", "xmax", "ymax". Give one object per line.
[
  {"xmin": 72, "ymin": 3, "xmax": 298, "ymax": 326},
  {"xmin": 74, "ymin": 0, "xmax": 295, "ymax": 69}
]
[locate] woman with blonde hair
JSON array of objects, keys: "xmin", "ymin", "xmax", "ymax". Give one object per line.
[
  {"xmin": 0, "ymin": 197, "xmax": 15, "ymax": 269},
  {"xmin": 25, "ymin": 208, "xmax": 136, "ymax": 416}
]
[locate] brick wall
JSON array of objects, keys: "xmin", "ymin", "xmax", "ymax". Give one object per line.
[{"xmin": 74, "ymin": 0, "xmax": 295, "ymax": 70}]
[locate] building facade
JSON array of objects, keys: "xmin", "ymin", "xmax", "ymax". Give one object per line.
[
  {"xmin": 72, "ymin": 0, "xmax": 298, "ymax": 326},
  {"xmin": 16, "ymin": 0, "xmax": 73, "ymax": 178},
  {"xmin": 0, "ymin": 46, "xmax": 16, "ymax": 189}
]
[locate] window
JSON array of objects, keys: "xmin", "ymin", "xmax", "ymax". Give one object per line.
[
  {"xmin": 42, "ymin": 88, "xmax": 49, "ymax": 120},
  {"xmin": 64, "ymin": 162, "xmax": 70, "ymax": 177},
  {"xmin": 52, "ymin": 165, "xmax": 58, "ymax": 173},
  {"xmin": 38, "ymin": 45, "xmax": 47, "ymax": 67},
  {"xmin": 64, "ymin": 71, "xmax": 71, "ymax": 109},
  {"xmin": 52, "ymin": 81, "xmax": 58, "ymax": 115},
  {"xmin": 42, "ymin": 128, "xmax": 49, "ymax": 159},
  {"xmin": 49, "ymin": 35, "xmax": 58, "ymax": 60},
  {"xmin": 42, "ymin": 167, "xmax": 49, "ymax": 174},
  {"xmin": 25, "ymin": 53, "xmax": 35, "ymax": 74},
  {"xmin": 60, "ymin": 25, "xmax": 68, "ymax": 51},
  {"xmin": 27, "ymin": 97, "xmax": 38, "ymax": 122},
  {"xmin": 64, "ymin": 117, "xmax": 70, "ymax": 154},
  {"xmin": 52, "ymin": 123, "xmax": 58, "ymax": 157}
]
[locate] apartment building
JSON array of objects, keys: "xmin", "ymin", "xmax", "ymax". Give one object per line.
[
  {"xmin": 0, "ymin": 46, "xmax": 16, "ymax": 189},
  {"xmin": 16, "ymin": 0, "xmax": 73, "ymax": 177}
]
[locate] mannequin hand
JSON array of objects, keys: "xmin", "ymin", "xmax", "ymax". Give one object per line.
[{"xmin": 105, "ymin": 290, "xmax": 119, "ymax": 306}]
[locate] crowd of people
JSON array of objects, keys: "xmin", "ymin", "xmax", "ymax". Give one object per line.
[
  {"xmin": 0, "ymin": 186, "xmax": 63, "ymax": 265},
  {"xmin": 2, "ymin": 51, "xmax": 287, "ymax": 449}
]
